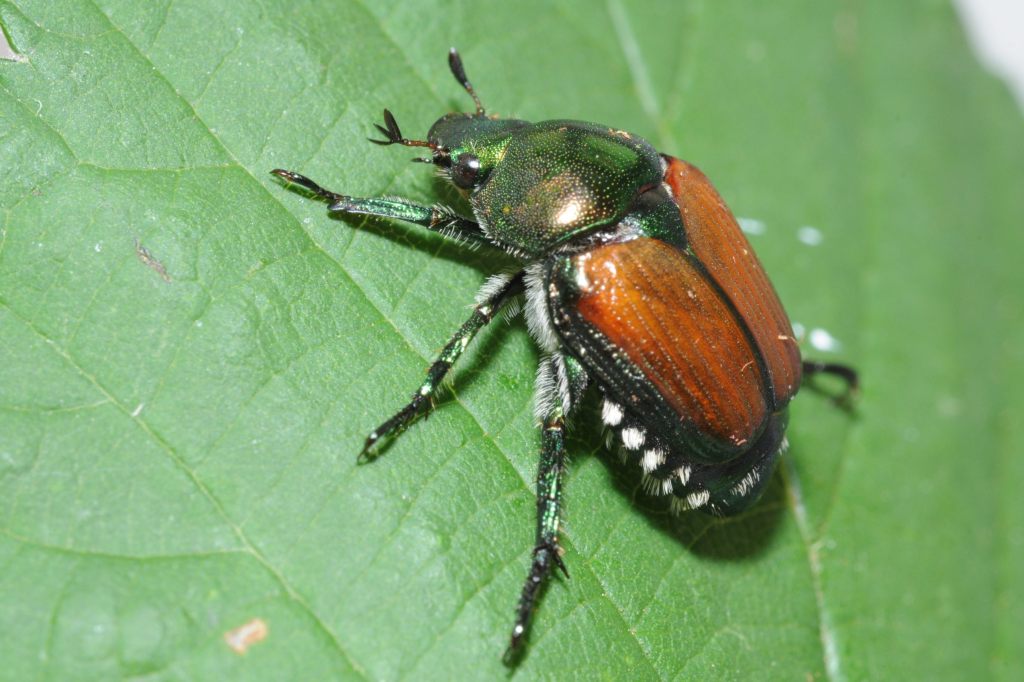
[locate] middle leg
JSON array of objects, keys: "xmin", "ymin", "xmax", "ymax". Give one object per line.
[{"xmin": 361, "ymin": 271, "xmax": 525, "ymax": 458}]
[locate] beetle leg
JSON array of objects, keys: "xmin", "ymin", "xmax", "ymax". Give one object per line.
[
  {"xmin": 359, "ymin": 271, "xmax": 525, "ymax": 459},
  {"xmin": 271, "ymin": 169, "xmax": 490, "ymax": 246},
  {"xmin": 802, "ymin": 360, "xmax": 860, "ymax": 406},
  {"xmin": 802, "ymin": 360, "xmax": 859, "ymax": 391},
  {"xmin": 505, "ymin": 402, "xmax": 567, "ymax": 664}
]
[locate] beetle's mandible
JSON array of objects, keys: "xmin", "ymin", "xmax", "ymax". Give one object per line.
[{"xmin": 272, "ymin": 48, "xmax": 857, "ymax": 662}]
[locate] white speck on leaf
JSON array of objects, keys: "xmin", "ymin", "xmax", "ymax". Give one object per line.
[
  {"xmin": 738, "ymin": 217, "xmax": 766, "ymax": 235},
  {"xmin": 809, "ymin": 327, "xmax": 842, "ymax": 352},
  {"xmin": 798, "ymin": 226, "xmax": 824, "ymax": 246}
]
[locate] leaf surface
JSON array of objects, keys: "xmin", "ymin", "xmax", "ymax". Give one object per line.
[{"xmin": 1, "ymin": 1, "xmax": 1021, "ymax": 679}]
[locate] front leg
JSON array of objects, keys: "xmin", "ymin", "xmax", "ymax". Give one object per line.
[{"xmin": 271, "ymin": 169, "xmax": 489, "ymax": 247}]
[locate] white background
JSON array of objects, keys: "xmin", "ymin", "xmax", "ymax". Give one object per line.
[{"xmin": 955, "ymin": 0, "xmax": 1024, "ymax": 112}]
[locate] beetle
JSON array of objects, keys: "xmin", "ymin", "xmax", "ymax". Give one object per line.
[{"xmin": 272, "ymin": 48, "xmax": 857, "ymax": 661}]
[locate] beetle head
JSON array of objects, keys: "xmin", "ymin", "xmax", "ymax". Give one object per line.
[
  {"xmin": 368, "ymin": 49, "xmax": 528, "ymax": 193},
  {"xmin": 428, "ymin": 48, "xmax": 530, "ymax": 191},
  {"xmin": 426, "ymin": 113, "xmax": 528, "ymax": 190}
]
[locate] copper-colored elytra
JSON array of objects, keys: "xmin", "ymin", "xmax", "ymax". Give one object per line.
[
  {"xmin": 662, "ymin": 157, "xmax": 803, "ymax": 407},
  {"xmin": 573, "ymin": 238, "xmax": 768, "ymax": 449}
]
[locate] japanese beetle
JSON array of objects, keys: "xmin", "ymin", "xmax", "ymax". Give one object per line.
[{"xmin": 272, "ymin": 48, "xmax": 857, "ymax": 661}]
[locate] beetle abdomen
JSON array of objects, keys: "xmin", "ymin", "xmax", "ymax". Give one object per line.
[
  {"xmin": 625, "ymin": 405, "xmax": 787, "ymax": 515},
  {"xmin": 596, "ymin": 397, "xmax": 787, "ymax": 513}
]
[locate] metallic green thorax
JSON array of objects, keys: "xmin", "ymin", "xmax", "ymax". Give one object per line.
[{"xmin": 429, "ymin": 117, "xmax": 663, "ymax": 256}]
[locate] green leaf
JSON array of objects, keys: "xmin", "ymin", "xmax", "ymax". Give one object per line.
[{"xmin": 1, "ymin": 1, "xmax": 1021, "ymax": 680}]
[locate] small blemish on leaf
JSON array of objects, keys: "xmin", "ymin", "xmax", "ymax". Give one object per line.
[
  {"xmin": 797, "ymin": 225, "xmax": 824, "ymax": 246},
  {"xmin": 737, "ymin": 217, "xmax": 765, "ymax": 235},
  {"xmin": 809, "ymin": 327, "xmax": 842, "ymax": 353},
  {"xmin": 135, "ymin": 238, "xmax": 171, "ymax": 282},
  {"xmin": 223, "ymin": 618, "xmax": 268, "ymax": 655}
]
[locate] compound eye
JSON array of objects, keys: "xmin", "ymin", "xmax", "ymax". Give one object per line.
[{"xmin": 451, "ymin": 153, "xmax": 481, "ymax": 189}]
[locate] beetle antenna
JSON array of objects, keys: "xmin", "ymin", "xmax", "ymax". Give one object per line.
[
  {"xmin": 448, "ymin": 47, "xmax": 485, "ymax": 116},
  {"xmin": 368, "ymin": 109, "xmax": 447, "ymax": 158}
]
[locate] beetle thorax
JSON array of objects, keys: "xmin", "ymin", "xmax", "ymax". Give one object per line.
[{"xmin": 468, "ymin": 120, "xmax": 664, "ymax": 257}]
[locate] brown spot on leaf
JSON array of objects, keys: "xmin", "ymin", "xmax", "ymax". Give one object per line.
[
  {"xmin": 134, "ymin": 238, "xmax": 171, "ymax": 282},
  {"xmin": 224, "ymin": 618, "xmax": 268, "ymax": 655}
]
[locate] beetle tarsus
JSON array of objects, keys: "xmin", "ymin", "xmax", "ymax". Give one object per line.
[
  {"xmin": 357, "ymin": 400, "xmax": 423, "ymax": 462},
  {"xmin": 271, "ymin": 169, "xmax": 345, "ymax": 204},
  {"xmin": 802, "ymin": 360, "xmax": 860, "ymax": 407},
  {"xmin": 504, "ymin": 541, "xmax": 565, "ymax": 665}
]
